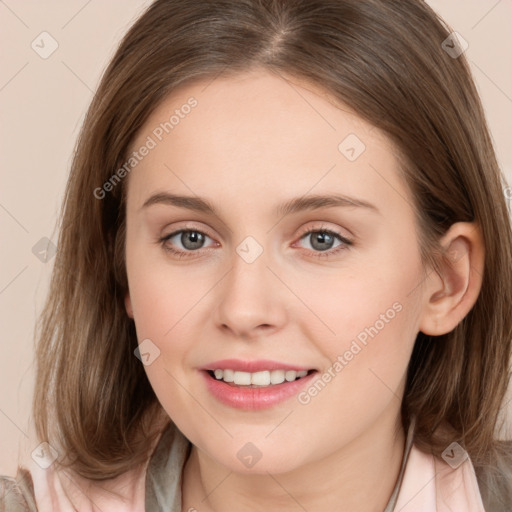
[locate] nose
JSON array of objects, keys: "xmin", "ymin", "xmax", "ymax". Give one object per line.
[{"xmin": 213, "ymin": 244, "xmax": 289, "ymax": 341}]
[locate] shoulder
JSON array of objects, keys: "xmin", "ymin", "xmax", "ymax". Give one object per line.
[
  {"xmin": 0, "ymin": 424, "xmax": 190, "ymax": 512},
  {"xmin": 0, "ymin": 467, "xmax": 38, "ymax": 511}
]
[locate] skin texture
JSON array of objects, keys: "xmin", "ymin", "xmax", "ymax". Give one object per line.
[{"xmin": 123, "ymin": 67, "xmax": 484, "ymax": 512}]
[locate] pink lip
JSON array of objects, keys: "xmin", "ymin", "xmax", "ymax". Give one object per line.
[
  {"xmin": 200, "ymin": 367, "xmax": 317, "ymax": 411},
  {"xmin": 201, "ymin": 359, "xmax": 313, "ymax": 372}
]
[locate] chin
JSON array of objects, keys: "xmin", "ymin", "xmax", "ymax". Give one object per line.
[{"xmin": 197, "ymin": 436, "xmax": 309, "ymax": 475}]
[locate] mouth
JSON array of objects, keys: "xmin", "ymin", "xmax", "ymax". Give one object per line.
[
  {"xmin": 205, "ymin": 368, "xmax": 316, "ymax": 387},
  {"xmin": 200, "ymin": 361, "xmax": 319, "ymax": 410}
]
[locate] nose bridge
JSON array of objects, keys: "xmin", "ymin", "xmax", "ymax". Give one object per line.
[
  {"xmin": 213, "ymin": 234, "xmax": 287, "ymax": 337},
  {"xmin": 231, "ymin": 236, "xmax": 269, "ymax": 294}
]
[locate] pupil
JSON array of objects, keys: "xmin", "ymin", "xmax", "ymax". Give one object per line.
[
  {"xmin": 311, "ymin": 232, "xmax": 333, "ymax": 251},
  {"xmin": 182, "ymin": 231, "xmax": 204, "ymax": 250}
]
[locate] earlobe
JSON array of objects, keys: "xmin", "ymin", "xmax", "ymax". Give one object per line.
[
  {"xmin": 125, "ymin": 293, "xmax": 134, "ymax": 319},
  {"xmin": 418, "ymin": 222, "xmax": 485, "ymax": 336}
]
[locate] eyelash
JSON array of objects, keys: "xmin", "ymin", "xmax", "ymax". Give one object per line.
[{"xmin": 158, "ymin": 226, "xmax": 353, "ymax": 259}]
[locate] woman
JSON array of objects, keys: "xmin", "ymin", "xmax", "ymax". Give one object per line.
[{"xmin": 1, "ymin": 0, "xmax": 511, "ymax": 510}]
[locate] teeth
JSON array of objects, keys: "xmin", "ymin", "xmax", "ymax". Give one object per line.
[
  {"xmin": 251, "ymin": 371, "xmax": 270, "ymax": 386},
  {"xmin": 223, "ymin": 369, "xmax": 234, "ymax": 382},
  {"xmin": 211, "ymin": 369, "xmax": 310, "ymax": 386},
  {"xmin": 285, "ymin": 370, "xmax": 296, "ymax": 381},
  {"xmin": 234, "ymin": 371, "xmax": 252, "ymax": 385},
  {"xmin": 270, "ymin": 370, "xmax": 285, "ymax": 384}
]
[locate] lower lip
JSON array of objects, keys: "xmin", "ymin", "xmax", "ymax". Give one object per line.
[{"xmin": 201, "ymin": 370, "xmax": 317, "ymax": 410}]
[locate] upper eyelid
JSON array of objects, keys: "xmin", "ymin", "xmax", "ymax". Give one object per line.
[
  {"xmin": 162, "ymin": 222, "xmax": 215, "ymax": 239},
  {"xmin": 297, "ymin": 224, "xmax": 350, "ymax": 238}
]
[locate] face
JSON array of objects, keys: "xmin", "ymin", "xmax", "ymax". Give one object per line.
[{"xmin": 123, "ymin": 67, "xmax": 427, "ymax": 474}]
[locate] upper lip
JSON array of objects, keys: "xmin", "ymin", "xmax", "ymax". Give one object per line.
[{"xmin": 200, "ymin": 359, "xmax": 314, "ymax": 372}]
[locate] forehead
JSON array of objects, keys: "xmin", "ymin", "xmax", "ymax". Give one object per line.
[{"xmin": 125, "ymin": 68, "xmax": 408, "ymax": 214}]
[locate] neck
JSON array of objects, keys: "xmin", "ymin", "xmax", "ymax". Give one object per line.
[{"xmin": 182, "ymin": 409, "xmax": 406, "ymax": 512}]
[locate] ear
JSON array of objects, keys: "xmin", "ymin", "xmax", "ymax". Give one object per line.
[
  {"xmin": 418, "ymin": 222, "xmax": 485, "ymax": 336},
  {"xmin": 125, "ymin": 292, "xmax": 134, "ymax": 319}
]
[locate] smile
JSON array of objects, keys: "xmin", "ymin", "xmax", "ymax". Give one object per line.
[
  {"xmin": 209, "ymin": 369, "xmax": 311, "ymax": 386},
  {"xmin": 200, "ymin": 359, "xmax": 318, "ymax": 410}
]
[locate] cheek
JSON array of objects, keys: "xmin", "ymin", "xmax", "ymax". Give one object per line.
[
  {"xmin": 127, "ymin": 245, "xmax": 202, "ymax": 340},
  {"xmin": 293, "ymin": 273, "xmax": 419, "ymax": 444},
  {"xmin": 128, "ymin": 265, "xmax": 198, "ymax": 423},
  {"xmin": 126, "ymin": 251, "xmax": 215, "ymax": 392},
  {"xmin": 300, "ymin": 242, "xmax": 423, "ymax": 380}
]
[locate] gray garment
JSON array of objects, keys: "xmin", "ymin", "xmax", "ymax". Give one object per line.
[
  {"xmin": 0, "ymin": 468, "xmax": 37, "ymax": 512},
  {"xmin": 0, "ymin": 418, "xmax": 415, "ymax": 511},
  {"xmin": 145, "ymin": 422, "xmax": 192, "ymax": 511}
]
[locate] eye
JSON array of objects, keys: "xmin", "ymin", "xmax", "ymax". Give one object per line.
[
  {"xmin": 159, "ymin": 228, "xmax": 217, "ymax": 258},
  {"xmin": 295, "ymin": 227, "xmax": 353, "ymax": 257},
  {"xmin": 158, "ymin": 225, "xmax": 353, "ymax": 259}
]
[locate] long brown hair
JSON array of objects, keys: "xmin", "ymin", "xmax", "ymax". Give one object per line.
[{"xmin": 33, "ymin": 0, "xmax": 512, "ymax": 506}]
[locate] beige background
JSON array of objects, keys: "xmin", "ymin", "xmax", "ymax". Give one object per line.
[{"xmin": 1, "ymin": 0, "xmax": 511, "ymax": 476}]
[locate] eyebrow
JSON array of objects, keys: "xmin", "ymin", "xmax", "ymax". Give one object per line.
[{"xmin": 141, "ymin": 192, "xmax": 380, "ymax": 217}]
